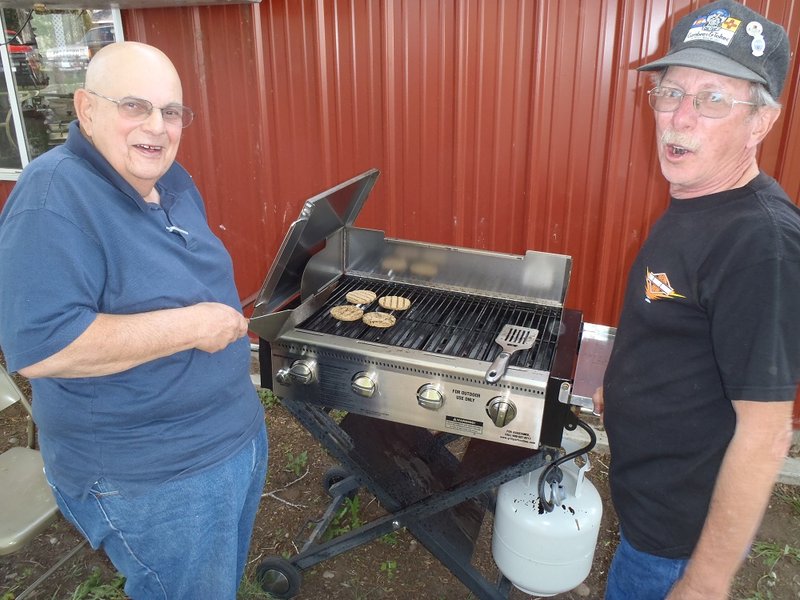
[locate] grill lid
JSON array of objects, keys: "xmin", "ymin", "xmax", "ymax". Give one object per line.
[{"xmin": 252, "ymin": 169, "xmax": 379, "ymax": 315}]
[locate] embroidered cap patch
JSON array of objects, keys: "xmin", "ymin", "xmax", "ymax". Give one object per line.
[{"xmin": 684, "ymin": 8, "xmax": 741, "ymax": 47}]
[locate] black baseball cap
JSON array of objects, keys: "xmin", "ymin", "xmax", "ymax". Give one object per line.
[{"xmin": 638, "ymin": 0, "xmax": 790, "ymax": 98}]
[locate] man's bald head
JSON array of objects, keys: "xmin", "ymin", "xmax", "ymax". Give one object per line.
[{"xmin": 85, "ymin": 42, "xmax": 183, "ymax": 100}]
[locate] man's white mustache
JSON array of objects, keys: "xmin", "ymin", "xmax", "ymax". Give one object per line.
[{"xmin": 660, "ymin": 130, "xmax": 700, "ymax": 152}]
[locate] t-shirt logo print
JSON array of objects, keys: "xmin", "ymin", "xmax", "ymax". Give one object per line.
[
  {"xmin": 644, "ymin": 268, "xmax": 686, "ymax": 303},
  {"xmin": 685, "ymin": 9, "xmax": 741, "ymax": 47}
]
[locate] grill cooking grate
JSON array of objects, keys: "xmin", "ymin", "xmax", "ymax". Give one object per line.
[{"xmin": 299, "ymin": 276, "xmax": 562, "ymax": 371}]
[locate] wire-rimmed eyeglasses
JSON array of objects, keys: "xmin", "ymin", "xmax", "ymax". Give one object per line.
[
  {"xmin": 86, "ymin": 89, "xmax": 194, "ymax": 128},
  {"xmin": 647, "ymin": 86, "xmax": 757, "ymax": 119}
]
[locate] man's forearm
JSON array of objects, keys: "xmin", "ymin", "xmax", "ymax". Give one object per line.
[
  {"xmin": 667, "ymin": 400, "xmax": 794, "ymax": 600},
  {"xmin": 19, "ymin": 303, "xmax": 247, "ymax": 378}
]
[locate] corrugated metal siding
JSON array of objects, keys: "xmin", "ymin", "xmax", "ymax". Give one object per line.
[
  {"xmin": 2, "ymin": 1, "xmax": 799, "ymax": 420},
  {"xmin": 1, "ymin": 0, "xmax": 796, "ymax": 322},
  {"xmin": 0, "ymin": 181, "xmax": 13, "ymax": 199},
  {"xmin": 120, "ymin": 0, "xmax": 800, "ymax": 324}
]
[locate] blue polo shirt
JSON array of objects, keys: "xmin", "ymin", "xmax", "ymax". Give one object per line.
[{"xmin": 0, "ymin": 121, "xmax": 264, "ymax": 498}]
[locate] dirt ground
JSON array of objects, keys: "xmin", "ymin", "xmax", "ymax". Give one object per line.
[{"xmin": 2, "ymin": 356, "xmax": 799, "ymax": 600}]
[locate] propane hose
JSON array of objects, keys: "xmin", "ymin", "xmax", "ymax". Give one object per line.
[{"xmin": 537, "ymin": 417, "xmax": 597, "ymax": 513}]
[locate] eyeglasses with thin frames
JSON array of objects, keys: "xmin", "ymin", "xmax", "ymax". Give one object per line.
[
  {"xmin": 647, "ymin": 86, "xmax": 757, "ymax": 119},
  {"xmin": 86, "ymin": 89, "xmax": 194, "ymax": 128}
]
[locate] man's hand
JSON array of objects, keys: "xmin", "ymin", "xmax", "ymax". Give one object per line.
[
  {"xmin": 191, "ymin": 302, "xmax": 249, "ymax": 353},
  {"xmin": 592, "ymin": 386, "xmax": 604, "ymax": 420}
]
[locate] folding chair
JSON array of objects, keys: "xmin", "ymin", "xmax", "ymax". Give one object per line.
[{"xmin": 0, "ymin": 363, "xmax": 58, "ymax": 556}]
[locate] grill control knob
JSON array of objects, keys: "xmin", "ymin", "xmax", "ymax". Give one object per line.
[
  {"xmin": 275, "ymin": 367, "xmax": 291, "ymax": 386},
  {"xmin": 288, "ymin": 360, "xmax": 315, "ymax": 385},
  {"xmin": 486, "ymin": 397, "xmax": 517, "ymax": 427},
  {"xmin": 417, "ymin": 384, "xmax": 445, "ymax": 410},
  {"xmin": 351, "ymin": 372, "xmax": 377, "ymax": 398}
]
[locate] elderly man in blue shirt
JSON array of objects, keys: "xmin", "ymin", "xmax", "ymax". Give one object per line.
[{"xmin": 0, "ymin": 42, "xmax": 267, "ymax": 599}]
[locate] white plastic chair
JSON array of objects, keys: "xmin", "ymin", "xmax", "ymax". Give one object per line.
[{"xmin": 0, "ymin": 363, "xmax": 58, "ymax": 556}]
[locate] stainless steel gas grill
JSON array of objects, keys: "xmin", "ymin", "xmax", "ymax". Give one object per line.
[
  {"xmin": 250, "ymin": 169, "xmax": 583, "ymax": 452},
  {"xmin": 249, "ymin": 169, "xmax": 590, "ymax": 599}
]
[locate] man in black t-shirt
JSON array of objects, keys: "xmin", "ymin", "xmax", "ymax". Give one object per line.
[{"xmin": 594, "ymin": 2, "xmax": 800, "ymax": 599}]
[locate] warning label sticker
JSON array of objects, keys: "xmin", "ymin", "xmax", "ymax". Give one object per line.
[{"xmin": 445, "ymin": 415, "xmax": 483, "ymax": 435}]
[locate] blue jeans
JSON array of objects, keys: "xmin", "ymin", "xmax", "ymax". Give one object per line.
[
  {"xmin": 605, "ymin": 530, "xmax": 689, "ymax": 600},
  {"xmin": 48, "ymin": 423, "xmax": 268, "ymax": 600}
]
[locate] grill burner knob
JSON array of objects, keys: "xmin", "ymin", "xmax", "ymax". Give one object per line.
[
  {"xmin": 278, "ymin": 360, "xmax": 315, "ymax": 386},
  {"xmin": 416, "ymin": 384, "xmax": 444, "ymax": 410},
  {"xmin": 486, "ymin": 397, "xmax": 517, "ymax": 427},
  {"xmin": 275, "ymin": 367, "xmax": 291, "ymax": 385},
  {"xmin": 351, "ymin": 372, "xmax": 377, "ymax": 398}
]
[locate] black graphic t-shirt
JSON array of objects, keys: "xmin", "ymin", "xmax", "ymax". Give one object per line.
[{"xmin": 603, "ymin": 172, "xmax": 800, "ymax": 558}]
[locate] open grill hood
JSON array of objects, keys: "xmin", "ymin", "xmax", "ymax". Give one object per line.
[{"xmin": 249, "ymin": 168, "xmax": 572, "ymax": 344}]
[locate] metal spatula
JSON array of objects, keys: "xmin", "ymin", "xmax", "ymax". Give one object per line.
[{"xmin": 485, "ymin": 325, "xmax": 539, "ymax": 383}]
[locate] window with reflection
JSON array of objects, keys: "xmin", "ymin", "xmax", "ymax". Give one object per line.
[{"xmin": 0, "ymin": 8, "xmax": 120, "ymax": 175}]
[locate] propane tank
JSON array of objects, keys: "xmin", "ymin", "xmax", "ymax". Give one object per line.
[{"xmin": 492, "ymin": 444, "xmax": 602, "ymax": 597}]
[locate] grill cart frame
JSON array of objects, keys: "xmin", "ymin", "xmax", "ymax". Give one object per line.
[{"xmin": 254, "ymin": 355, "xmax": 577, "ymax": 599}]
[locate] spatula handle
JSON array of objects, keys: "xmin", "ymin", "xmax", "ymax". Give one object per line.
[{"xmin": 485, "ymin": 351, "xmax": 511, "ymax": 384}]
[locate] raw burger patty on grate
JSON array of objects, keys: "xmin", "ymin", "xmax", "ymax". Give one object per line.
[
  {"xmin": 330, "ymin": 305, "xmax": 365, "ymax": 321},
  {"xmin": 362, "ymin": 312, "xmax": 396, "ymax": 328},
  {"xmin": 378, "ymin": 296, "xmax": 411, "ymax": 311},
  {"xmin": 346, "ymin": 289, "xmax": 377, "ymax": 305}
]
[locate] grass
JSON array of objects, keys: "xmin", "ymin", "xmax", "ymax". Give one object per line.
[
  {"xmin": 257, "ymin": 388, "xmax": 280, "ymax": 410},
  {"xmin": 751, "ymin": 541, "xmax": 800, "ymax": 569},
  {"xmin": 380, "ymin": 530, "xmax": 400, "ymax": 546},
  {"xmin": 736, "ymin": 485, "xmax": 800, "ymax": 600},
  {"xmin": 775, "ymin": 487, "xmax": 800, "ymax": 517},
  {"xmin": 70, "ymin": 568, "xmax": 126, "ymax": 600},
  {"xmin": 379, "ymin": 559, "xmax": 397, "ymax": 580},
  {"xmin": 237, "ymin": 575, "xmax": 273, "ymax": 599},
  {"xmin": 329, "ymin": 409, "xmax": 347, "ymax": 423},
  {"xmin": 323, "ymin": 496, "xmax": 364, "ymax": 541},
  {"xmin": 0, "ymin": 566, "xmax": 35, "ymax": 599},
  {"xmin": 740, "ymin": 540, "xmax": 800, "ymax": 600},
  {"xmin": 61, "ymin": 569, "xmax": 277, "ymax": 600},
  {"xmin": 284, "ymin": 449, "xmax": 308, "ymax": 477}
]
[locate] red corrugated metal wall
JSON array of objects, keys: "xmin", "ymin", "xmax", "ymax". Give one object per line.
[
  {"xmin": 115, "ymin": 0, "xmax": 800, "ymax": 319},
  {"xmin": 3, "ymin": 0, "xmax": 800, "ymax": 422}
]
